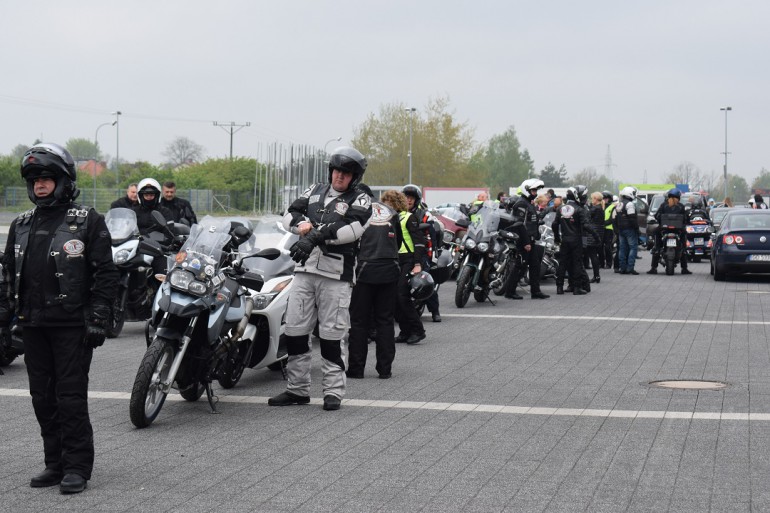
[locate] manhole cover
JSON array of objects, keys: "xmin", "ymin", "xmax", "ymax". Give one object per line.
[{"xmin": 649, "ymin": 380, "xmax": 728, "ymax": 390}]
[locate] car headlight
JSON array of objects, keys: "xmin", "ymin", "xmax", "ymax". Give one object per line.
[
  {"xmin": 477, "ymin": 242, "xmax": 489, "ymax": 252},
  {"xmin": 114, "ymin": 248, "xmax": 131, "ymax": 264},
  {"xmin": 464, "ymin": 239, "xmax": 476, "ymax": 250}
]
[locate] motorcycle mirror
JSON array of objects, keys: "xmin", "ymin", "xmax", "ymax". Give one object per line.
[
  {"xmin": 251, "ymin": 248, "xmax": 281, "ymax": 261},
  {"xmin": 151, "ymin": 210, "xmax": 167, "ymax": 227}
]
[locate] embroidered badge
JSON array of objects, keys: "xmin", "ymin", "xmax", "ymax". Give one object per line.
[
  {"xmin": 62, "ymin": 239, "xmax": 85, "ymax": 255},
  {"xmin": 335, "ymin": 202, "xmax": 349, "ymax": 215}
]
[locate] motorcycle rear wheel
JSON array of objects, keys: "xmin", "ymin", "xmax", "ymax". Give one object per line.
[
  {"xmin": 665, "ymin": 255, "xmax": 676, "ymax": 276},
  {"xmin": 130, "ymin": 337, "xmax": 176, "ymax": 428},
  {"xmin": 218, "ymin": 339, "xmax": 253, "ymax": 389},
  {"xmin": 454, "ymin": 266, "xmax": 473, "ymax": 308}
]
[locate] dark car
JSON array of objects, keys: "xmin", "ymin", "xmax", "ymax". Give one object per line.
[
  {"xmin": 645, "ymin": 194, "xmax": 665, "ymax": 249},
  {"xmin": 710, "ymin": 209, "xmax": 770, "ymax": 281},
  {"xmin": 709, "ymin": 207, "xmax": 735, "ymax": 232}
]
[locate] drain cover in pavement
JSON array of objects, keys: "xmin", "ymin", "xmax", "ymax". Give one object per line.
[{"xmin": 649, "ymin": 379, "xmax": 728, "ymax": 390}]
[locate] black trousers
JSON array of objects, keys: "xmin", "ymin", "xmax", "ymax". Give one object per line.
[
  {"xmin": 424, "ymin": 290, "xmax": 440, "ymax": 315},
  {"xmin": 603, "ymin": 230, "xmax": 615, "ymax": 268},
  {"xmin": 557, "ymin": 240, "xmax": 589, "ymax": 290},
  {"xmin": 504, "ymin": 243, "xmax": 544, "ymax": 296},
  {"xmin": 584, "ymin": 245, "xmax": 602, "ymax": 278},
  {"xmin": 348, "ymin": 280, "xmax": 396, "ymax": 376},
  {"xmin": 394, "ymin": 263, "xmax": 425, "ymax": 338},
  {"xmin": 24, "ymin": 326, "xmax": 94, "ymax": 479}
]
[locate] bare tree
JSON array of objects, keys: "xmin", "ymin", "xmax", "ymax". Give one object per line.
[
  {"xmin": 162, "ymin": 136, "xmax": 205, "ymax": 168},
  {"xmin": 664, "ymin": 161, "xmax": 703, "ymax": 190}
]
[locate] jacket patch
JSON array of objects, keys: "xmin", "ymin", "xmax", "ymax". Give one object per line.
[
  {"xmin": 560, "ymin": 205, "xmax": 576, "ymax": 218},
  {"xmin": 334, "ymin": 202, "xmax": 349, "ymax": 215},
  {"xmin": 309, "ymin": 195, "xmax": 320, "ymax": 204},
  {"xmin": 62, "ymin": 239, "xmax": 85, "ymax": 256}
]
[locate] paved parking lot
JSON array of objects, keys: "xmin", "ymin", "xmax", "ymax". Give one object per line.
[{"xmin": 2, "ymin": 253, "xmax": 770, "ymax": 512}]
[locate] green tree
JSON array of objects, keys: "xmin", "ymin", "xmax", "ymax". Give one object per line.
[
  {"xmin": 0, "ymin": 154, "xmax": 25, "ymax": 196},
  {"xmin": 476, "ymin": 126, "xmax": 534, "ymax": 195},
  {"xmin": 65, "ymin": 138, "xmax": 100, "ymax": 161},
  {"xmin": 352, "ymin": 96, "xmax": 477, "ymax": 187},
  {"xmin": 751, "ymin": 168, "xmax": 770, "ymax": 190},
  {"xmin": 10, "ymin": 144, "xmax": 28, "ymax": 161},
  {"xmin": 715, "ymin": 174, "xmax": 750, "ymax": 203},
  {"xmin": 569, "ymin": 167, "xmax": 613, "ymax": 194},
  {"xmin": 538, "ymin": 162, "xmax": 569, "ymax": 187}
]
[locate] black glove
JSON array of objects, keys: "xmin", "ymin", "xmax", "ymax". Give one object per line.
[
  {"xmin": 84, "ymin": 319, "xmax": 106, "ymax": 349},
  {"xmin": 85, "ymin": 304, "xmax": 110, "ymax": 349},
  {"xmin": 289, "ymin": 229, "xmax": 325, "ymax": 265}
]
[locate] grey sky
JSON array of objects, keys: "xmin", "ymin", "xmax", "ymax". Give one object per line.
[{"xmin": 1, "ymin": 1, "xmax": 767, "ymax": 187}]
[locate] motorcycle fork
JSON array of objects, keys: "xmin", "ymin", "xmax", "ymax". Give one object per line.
[{"xmin": 160, "ymin": 315, "xmax": 199, "ymax": 395}]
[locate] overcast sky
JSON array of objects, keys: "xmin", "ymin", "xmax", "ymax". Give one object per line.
[{"xmin": 1, "ymin": 1, "xmax": 767, "ymax": 187}]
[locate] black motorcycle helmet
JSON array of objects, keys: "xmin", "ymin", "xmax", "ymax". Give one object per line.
[
  {"xmin": 409, "ymin": 270, "xmax": 436, "ymax": 302},
  {"xmin": 574, "ymin": 185, "xmax": 588, "ymax": 205},
  {"xmin": 137, "ymin": 178, "xmax": 162, "ymax": 209},
  {"xmin": 328, "ymin": 146, "xmax": 367, "ymax": 190},
  {"xmin": 402, "ymin": 183, "xmax": 422, "ymax": 202},
  {"xmin": 601, "ymin": 190, "xmax": 613, "ymax": 202},
  {"xmin": 20, "ymin": 143, "xmax": 80, "ymax": 207}
]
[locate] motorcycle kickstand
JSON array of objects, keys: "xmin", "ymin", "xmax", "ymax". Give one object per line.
[
  {"xmin": 483, "ymin": 290, "xmax": 496, "ymax": 307},
  {"xmin": 205, "ymin": 382, "xmax": 220, "ymax": 414}
]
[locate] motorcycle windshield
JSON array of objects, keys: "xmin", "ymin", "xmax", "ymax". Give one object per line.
[
  {"xmin": 105, "ymin": 208, "xmax": 139, "ymax": 242},
  {"xmin": 241, "ymin": 217, "xmax": 298, "ymax": 278},
  {"xmin": 174, "ymin": 216, "xmax": 233, "ymax": 275},
  {"xmin": 539, "ymin": 212, "xmax": 556, "ymax": 241},
  {"xmin": 467, "ymin": 203, "xmax": 502, "ymax": 242}
]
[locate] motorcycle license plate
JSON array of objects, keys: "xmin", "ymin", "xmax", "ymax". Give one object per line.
[
  {"xmin": 694, "ymin": 238, "xmax": 704, "ymax": 245},
  {"xmin": 749, "ymin": 254, "xmax": 770, "ymax": 262},
  {"xmin": 666, "ymin": 239, "xmax": 677, "ymax": 247}
]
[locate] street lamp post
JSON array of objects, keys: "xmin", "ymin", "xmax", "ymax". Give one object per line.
[
  {"xmin": 322, "ymin": 137, "xmax": 342, "ymax": 183},
  {"xmin": 112, "ymin": 110, "xmax": 122, "ymax": 185},
  {"xmin": 720, "ymin": 106, "xmax": 732, "ymax": 199},
  {"xmin": 324, "ymin": 136, "xmax": 342, "ymax": 155},
  {"xmin": 406, "ymin": 107, "xmax": 416, "ymax": 184},
  {"xmin": 94, "ymin": 121, "xmax": 116, "ymax": 206}
]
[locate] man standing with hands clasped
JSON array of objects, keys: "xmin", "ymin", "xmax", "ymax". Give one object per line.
[
  {"xmin": 268, "ymin": 147, "xmax": 372, "ymax": 411},
  {"xmin": 0, "ymin": 144, "xmax": 118, "ymax": 494}
]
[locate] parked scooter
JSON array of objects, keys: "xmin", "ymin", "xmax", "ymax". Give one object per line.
[
  {"xmin": 129, "ymin": 214, "xmax": 281, "ymax": 428},
  {"xmin": 454, "ymin": 201, "xmax": 515, "ymax": 307}
]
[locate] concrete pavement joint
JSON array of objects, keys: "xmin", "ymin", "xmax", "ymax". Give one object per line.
[
  {"xmin": 442, "ymin": 313, "xmax": 770, "ymax": 325},
  {"xmin": 0, "ymin": 387, "xmax": 765, "ymax": 421}
]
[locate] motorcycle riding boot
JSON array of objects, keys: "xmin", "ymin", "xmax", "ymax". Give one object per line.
[
  {"xmin": 681, "ymin": 260, "xmax": 692, "ymax": 275},
  {"xmin": 503, "ymin": 267, "xmax": 523, "ymax": 300},
  {"xmin": 647, "ymin": 251, "xmax": 659, "ymax": 274}
]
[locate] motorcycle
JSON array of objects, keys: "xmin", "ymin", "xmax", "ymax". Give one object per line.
[
  {"xmin": 105, "ymin": 208, "xmax": 189, "ymax": 338},
  {"xmin": 454, "ymin": 201, "xmax": 514, "ymax": 308},
  {"xmin": 432, "ymin": 206, "xmax": 469, "ymax": 277},
  {"xmin": 489, "ymin": 228, "xmax": 521, "ymax": 296},
  {"xmin": 685, "ymin": 209, "xmax": 713, "ymax": 263},
  {"xmin": 129, "ymin": 213, "xmax": 281, "ymax": 428},
  {"xmin": 0, "ymin": 252, "xmax": 22, "ymax": 368},
  {"xmin": 217, "ymin": 217, "xmax": 298, "ymax": 383},
  {"xmin": 538, "ymin": 212, "xmax": 559, "ymax": 280},
  {"xmin": 657, "ymin": 213, "xmax": 685, "ymax": 275}
]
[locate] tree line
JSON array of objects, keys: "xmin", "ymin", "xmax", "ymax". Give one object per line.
[{"xmin": 2, "ymin": 97, "xmax": 767, "ymax": 206}]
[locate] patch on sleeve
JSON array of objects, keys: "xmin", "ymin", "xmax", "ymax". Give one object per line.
[
  {"xmin": 309, "ymin": 195, "xmax": 320, "ymax": 204},
  {"xmin": 356, "ymin": 194, "xmax": 372, "ymax": 209},
  {"xmin": 63, "ymin": 239, "xmax": 85, "ymax": 256}
]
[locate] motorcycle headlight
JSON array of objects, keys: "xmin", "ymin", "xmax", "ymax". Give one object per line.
[
  {"xmin": 187, "ymin": 281, "xmax": 208, "ymax": 296},
  {"xmin": 168, "ymin": 270, "xmax": 193, "ymax": 291},
  {"xmin": 253, "ymin": 278, "xmax": 292, "ymax": 310},
  {"xmin": 443, "ymin": 231, "xmax": 454, "ymax": 244},
  {"xmin": 114, "ymin": 248, "xmax": 131, "ymax": 265},
  {"xmin": 477, "ymin": 242, "xmax": 489, "ymax": 252},
  {"xmin": 464, "ymin": 239, "xmax": 476, "ymax": 250}
]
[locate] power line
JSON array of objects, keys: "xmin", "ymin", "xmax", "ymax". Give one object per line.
[{"xmin": 213, "ymin": 121, "xmax": 251, "ymax": 160}]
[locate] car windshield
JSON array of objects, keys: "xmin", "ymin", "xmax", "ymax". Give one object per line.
[
  {"xmin": 711, "ymin": 209, "xmax": 731, "ymax": 225},
  {"xmin": 724, "ymin": 212, "xmax": 770, "ymax": 230},
  {"xmin": 650, "ymin": 195, "xmax": 665, "ymax": 214}
]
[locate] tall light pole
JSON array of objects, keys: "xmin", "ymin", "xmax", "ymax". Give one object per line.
[
  {"xmin": 720, "ymin": 106, "xmax": 732, "ymax": 199},
  {"xmin": 324, "ymin": 136, "xmax": 342, "ymax": 155},
  {"xmin": 406, "ymin": 107, "xmax": 416, "ymax": 184},
  {"xmin": 95, "ymin": 121, "xmax": 117, "ymax": 206},
  {"xmin": 111, "ymin": 110, "xmax": 122, "ymax": 184}
]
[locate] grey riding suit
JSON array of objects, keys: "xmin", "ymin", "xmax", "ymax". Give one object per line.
[{"xmin": 282, "ymin": 183, "xmax": 372, "ymax": 399}]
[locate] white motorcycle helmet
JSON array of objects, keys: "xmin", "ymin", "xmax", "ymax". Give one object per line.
[
  {"xmin": 620, "ymin": 186, "xmax": 637, "ymax": 200},
  {"xmin": 519, "ymin": 178, "xmax": 545, "ymax": 200}
]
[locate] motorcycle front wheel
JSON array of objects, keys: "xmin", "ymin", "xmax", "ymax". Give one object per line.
[
  {"xmin": 130, "ymin": 337, "xmax": 176, "ymax": 428},
  {"xmin": 455, "ymin": 266, "xmax": 473, "ymax": 308}
]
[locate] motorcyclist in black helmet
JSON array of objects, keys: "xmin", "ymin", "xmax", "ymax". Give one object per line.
[
  {"xmin": 269, "ymin": 146, "xmax": 372, "ymax": 411},
  {"xmin": 553, "ymin": 185, "xmax": 600, "ymax": 295},
  {"xmin": 502, "ymin": 179, "xmax": 550, "ymax": 300},
  {"xmin": 0, "ymin": 143, "xmax": 118, "ymax": 493},
  {"xmin": 647, "ymin": 188, "xmax": 691, "ymax": 275}
]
